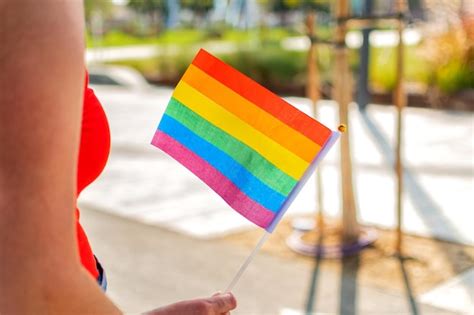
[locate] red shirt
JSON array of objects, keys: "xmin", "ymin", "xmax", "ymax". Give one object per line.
[{"xmin": 76, "ymin": 73, "xmax": 111, "ymax": 279}]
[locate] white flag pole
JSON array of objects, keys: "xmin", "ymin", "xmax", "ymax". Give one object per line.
[
  {"xmin": 224, "ymin": 230, "xmax": 270, "ymax": 293},
  {"xmin": 224, "ymin": 129, "xmax": 341, "ymax": 292}
]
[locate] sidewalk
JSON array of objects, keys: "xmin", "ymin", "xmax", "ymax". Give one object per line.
[
  {"xmin": 77, "ymin": 83, "xmax": 473, "ymax": 314},
  {"xmin": 81, "ymin": 205, "xmax": 458, "ymax": 315},
  {"xmin": 79, "ymin": 85, "xmax": 474, "ymax": 245}
]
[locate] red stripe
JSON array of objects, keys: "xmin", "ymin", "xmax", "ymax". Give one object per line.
[
  {"xmin": 191, "ymin": 49, "xmax": 332, "ymax": 147},
  {"xmin": 151, "ymin": 131, "xmax": 276, "ymax": 229}
]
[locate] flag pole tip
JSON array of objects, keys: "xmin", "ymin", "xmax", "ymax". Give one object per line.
[{"xmin": 338, "ymin": 124, "xmax": 347, "ymax": 133}]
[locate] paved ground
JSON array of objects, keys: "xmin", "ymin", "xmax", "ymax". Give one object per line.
[
  {"xmin": 76, "ymin": 82, "xmax": 473, "ymax": 314},
  {"xmin": 79, "ymin": 84, "xmax": 474, "ymax": 245},
  {"xmin": 81, "ymin": 205, "xmax": 459, "ymax": 315},
  {"xmin": 419, "ymin": 268, "xmax": 474, "ymax": 314}
]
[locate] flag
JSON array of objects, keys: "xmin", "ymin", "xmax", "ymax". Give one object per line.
[{"xmin": 151, "ymin": 49, "xmax": 339, "ymax": 232}]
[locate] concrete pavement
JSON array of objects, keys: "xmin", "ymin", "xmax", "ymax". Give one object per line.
[
  {"xmin": 76, "ymin": 82, "xmax": 473, "ymax": 314},
  {"xmin": 79, "ymin": 84, "xmax": 474, "ymax": 245},
  {"xmin": 81, "ymin": 205, "xmax": 458, "ymax": 315}
]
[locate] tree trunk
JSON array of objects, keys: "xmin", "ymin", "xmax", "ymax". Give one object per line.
[{"xmin": 333, "ymin": 0, "xmax": 360, "ymax": 243}]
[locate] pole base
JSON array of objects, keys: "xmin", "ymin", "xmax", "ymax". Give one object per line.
[{"xmin": 286, "ymin": 217, "xmax": 378, "ymax": 259}]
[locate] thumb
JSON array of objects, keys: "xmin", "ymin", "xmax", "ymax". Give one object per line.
[{"xmin": 209, "ymin": 292, "xmax": 237, "ymax": 313}]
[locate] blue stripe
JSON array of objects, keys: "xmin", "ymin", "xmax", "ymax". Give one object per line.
[{"xmin": 158, "ymin": 114, "xmax": 286, "ymax": 212}]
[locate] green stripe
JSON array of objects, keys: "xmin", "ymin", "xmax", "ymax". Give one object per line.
[{"xmin": 165, "ymin": 98, "xmax": 297, "ymax": 196}]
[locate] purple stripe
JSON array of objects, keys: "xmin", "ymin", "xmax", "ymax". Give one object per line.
[{"xmin": 151, "ymin": 131, "xmax": 276, "ymax": 229}]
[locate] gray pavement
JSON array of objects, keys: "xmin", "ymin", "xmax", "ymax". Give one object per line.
[
  {"xmin": 81, "ymin": 205, "xmax": 458, "ymax": 315},
  {"xmin": 77, "ymin": 80, "xmax": 473, "ymax": 314},
  {"xmin": 79, "ymin": 84, "xmax": 474, "ymax": 245}
]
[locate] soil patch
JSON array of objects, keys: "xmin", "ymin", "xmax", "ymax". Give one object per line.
[{"xmin": 222, "ymin": 216, "xmax": 474, "ymax": 295}]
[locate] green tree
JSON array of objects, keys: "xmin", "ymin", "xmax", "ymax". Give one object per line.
[
  {"xmin": 181, "ymin": 0, "xmax": 213, "ymax": 26},
  {"xmin": 128, "ymin": 0, "xmax": 167, "ymax": 13},
  {"xmin": 267, "ymin": 0, "xmax": 329, "ymax": 11},
  {"xmin": 128, "ymin": 0, "xmax": 168, "ymax": 34},
  {"xmin": 180, "ymin": 0, "xmax": 213, "ymax": 13},
  {"xmin": 84, "ymin": 0, "xmax": 113, "ymax": 22},
  {"xmin": 265, "ymin": 0, "xmax": 329, "ymax": 25}
]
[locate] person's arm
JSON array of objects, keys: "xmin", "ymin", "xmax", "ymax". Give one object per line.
[
  {"xmin": 0, "ymin": 1, "xmax": 121, "ymax": 313},
  {"xmin": 0, "ymin": 1, "xmax": 236, "ymax": 314}
]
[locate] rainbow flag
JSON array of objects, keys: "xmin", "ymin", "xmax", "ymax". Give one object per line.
[{"xmin": 151, "ymin": 49, "xmax": 339, "ymax": 232}]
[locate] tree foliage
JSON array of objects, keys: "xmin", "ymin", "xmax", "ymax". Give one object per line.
[
  {"xmin": 84, "ymin": 0, "xmax": 113, "ymax": 21},
  {"xmin": 181, "ymin": 0, "xmax": 213, "ymax": 12},
  {"xmin": 127, "ymin": 0, "xmax": 168, "ymax": 14},
  {"xmin": 267, "ymin": 0, "xmax": 330, "ymax": 12},
  {"xmin": 127, "ymin": 0, "xmax": 213, "ymax": 14}
]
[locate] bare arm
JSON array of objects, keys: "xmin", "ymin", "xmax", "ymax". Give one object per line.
[
  {"xmin": 0, "ymin": 1, "xmax": 121, "ymax": 313},
  {"xmin": 0, "ymin": 2, "xmax": 236, "ymax": 314}
]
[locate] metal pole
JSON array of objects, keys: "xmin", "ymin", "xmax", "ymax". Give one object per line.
[
  {"xmin": 333, "ymin": 0, "xmax": 360, "ymax": 243},
  {"xmin": 356, "ymin": 0, "xmax": 373, "ymax": 111},
  {"xmin": 306, "ymin": 12, "xmax": 324, "ymax": 231},
  {"xmin": 394, "ymin": 0, "xmax": 406, "ymax": 255}
]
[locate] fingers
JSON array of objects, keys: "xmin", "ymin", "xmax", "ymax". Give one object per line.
[
  {"xmin": 208, "ymin": 292, "xmax": 237, "ymax": 314},
  {"xmin": 144, "ymin": 293, "xmax": 237, "ymax": 315}
]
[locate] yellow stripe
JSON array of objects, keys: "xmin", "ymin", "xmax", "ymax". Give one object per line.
[
  {"xmin": 182, "ymin": 65, "xmax": 321, "ymax": 163},
  {"xmin": 173, "ymin": 81, "xmax": 309, "ymax": 179}
]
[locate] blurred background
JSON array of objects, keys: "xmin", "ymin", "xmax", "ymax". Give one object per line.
[
  {"xmin": 84, "ymin": 0, "xmax": 473, "ymax": 110},
  {"xmin": 78, "ymin": 1, "xmax": 473, "ymax": 314}
]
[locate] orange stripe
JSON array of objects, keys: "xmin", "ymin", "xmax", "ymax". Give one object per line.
[
  {"xmin": 182, "ymin": 64, "xmax": 320, "ymax": 163},
  {"xmin": 172, "ymin": 81, "xmax": 309, "ymax": 179},
  {"xmin": 192, "ymin": 49, "xmax": 332, "ymax": 147}
]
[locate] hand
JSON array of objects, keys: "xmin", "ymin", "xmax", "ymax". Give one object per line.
[{"xmin": 144, "ymin": 292, "xmax": 237, "ymax": 315}]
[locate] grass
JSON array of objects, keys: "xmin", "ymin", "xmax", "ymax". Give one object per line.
[
  {"xmin": 436, "ymin": 61, "xmax": 474, "ymax": 94},
  {"xmin": 87, "ymin": 30, "xmax": 160, "ymax": 47},
  {"xmin": 154, "ymin": 29, "xmax": 208, "ymax": 45},
  {"xmin": 109, "ymin": 45, "xmax": 434, "ymax": 93},
  {"xmin": 87, "ymin": 29, "xmax": 208, "ymax": 47},
  {"xmin": 369, "ymin": 45, "xmax": 432, "ymax": 91},
  {"xmin": 97, "ymin": 28, "xmax": 472, "ymax": 95},
  {"xmin": 87, "ymin": 27, "xmax": 294, "ymax": 48}
]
